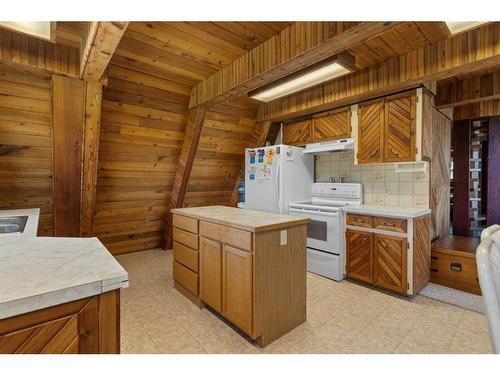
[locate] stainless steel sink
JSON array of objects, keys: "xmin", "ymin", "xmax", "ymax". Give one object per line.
[{"xmin": 0, "ymin": 216, "xmax": 28, "ymax": 234}]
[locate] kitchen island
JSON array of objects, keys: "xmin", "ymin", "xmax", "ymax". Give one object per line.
[
  {"xmin": 171, "ymin": 205, "xmax": 309, "ymax": 347},
  {"xmin": 0, "ymin": 236, "xmax": 128, "ymax": 354}
]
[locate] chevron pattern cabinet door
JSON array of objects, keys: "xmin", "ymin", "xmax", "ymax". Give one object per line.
[
  {"xmin": 346, "ymin": 229, "xmax": 373, "ymax": 284},
  {"xmin": 373, "ymin": 234, "xmax": 407, "ymax": 294},
  {"xmin": 384, "ymin": 93, "xmax": 416, "ymax": 162},
  {"xmin": 313, "ymin": 109, "xmax": 351, "ymax": 141},
  {"xmin": 282, "ymin": 119, "xmax": 312, "ymax": 145},
  {"xmin": 358, "ymin": 100, "xmax": 384, "ymax": 164}
]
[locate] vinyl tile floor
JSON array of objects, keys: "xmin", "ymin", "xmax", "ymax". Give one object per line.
[{"xmin": 116, "ymin": 249, "xmax": 493, "ymax": 354}]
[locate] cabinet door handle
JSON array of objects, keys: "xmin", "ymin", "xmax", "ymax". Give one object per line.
[
  {"xmin": 383, "ymin": 222, "xmax": 396, "ymax": 227},
  {"xmin": 369, "ymin": 150, "xmax": 377, "ymax": 157},
  {"xmin": 450, "ymin": 262, "xmax": 462, "ymax": 272},
  {"xmin": 390, "ymin": 148, "xmax": 400, "ymax": 156},
  {"xmin": 361, "ymin": 237, "xmax": 368, "ymax": 243},
  {"xmin": 379, "ymin": 240, "xmax": 388, "ymax": 248}
]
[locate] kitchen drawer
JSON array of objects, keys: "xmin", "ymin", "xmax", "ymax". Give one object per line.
[
  {"xmin": 173, "ymin": 227, "xmax": 198, "ymax": 250},
  {"xmin": 173, "ymin": 214, "xmax": 198, "ymax": 234},
  {"xmin": 199, "ymin": 220, "xmax": 252, "ymax": 252},
  {"xmin": 430, "ymin": 250, "xmax": 481, "ymax": 295},
  {"xmin": 346, "ymin": 213, "xmax": 373, "ymax": 228},
  {"xmin": 173, "ymin": 241, "xmax": 199, "ymax": 272},
  {"xmin": 373, "ymin": 216, "xmax": 407, "ymax": 233},
  {"xmin": 173, "ymin": 261, "xmax": 199, "ymax": 296}
]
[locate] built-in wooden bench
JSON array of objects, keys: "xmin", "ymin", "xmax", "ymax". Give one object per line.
[{"xmin": 430, "ymin": 235, "xmax": 481, "ymax": 295}]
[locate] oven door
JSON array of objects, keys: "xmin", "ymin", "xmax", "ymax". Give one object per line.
[{"xmin": 289, "ymin": 208, "xmax": 341, "ymax": 255}]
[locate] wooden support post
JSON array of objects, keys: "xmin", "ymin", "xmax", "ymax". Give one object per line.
[
  {"xmin": 52, "ymin": 75, "xmax": 85, "ymax": 237},
  {"xmin": 163, "ymin": 105, "xmax": 208, "ymax": 249},
  {"xmin": 487, "ymin": 116, "xmax": 500, "ymax": 226},
  {"xmin": 228, "ymin": 121, "xmax": 272, "ymax": 207},
  {"xmin": 80, "ymin": 81, "xmax": 103, "ymax": 237},
  {"xmin": 452, "ymin": 119, "xmax": 471, "ymax": 236}
]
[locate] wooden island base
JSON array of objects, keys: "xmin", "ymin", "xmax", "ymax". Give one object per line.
[
  {"xmin": 171, "ymin": 206, "xmax": 308, "ymax": 347},
  {"xmin": 0, "ymin": 290, "xmax": 120, "ymax": 354}
]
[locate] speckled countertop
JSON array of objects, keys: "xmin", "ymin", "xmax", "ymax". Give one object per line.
[
  {"xmin": 342, "ymin": 205, "xmax": 431, "ymax": 219},
  {"xmin": 0, "ymin": 236, "xmax": 128, "ymax": 320},
  {"xmin": 0, "ymin": 208, "xmax": 40, "ymax": 238},
  {"xmin": 172, "ymin": 205, "xmax": 309, "ymax": 232}
]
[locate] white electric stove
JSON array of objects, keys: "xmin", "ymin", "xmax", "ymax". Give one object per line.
[{"xmin": 289, "ymin": 183, "xmax": 362, "ymax": 281}]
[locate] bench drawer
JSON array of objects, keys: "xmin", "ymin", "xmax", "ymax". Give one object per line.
[
  {"xmin": 173, "ymin": 214, "xmax": 198, "ymax": 234},
  {"xmin": 173, "ymin": 241, "xmax": 199, "ymax": 272},
  {"xmin": 373, "ymin": 216, "xmax": 407, "ymax": 233},
  {"xmin": 173, "ymin": 227, "xmax": 198, "ymax": 250},
  {"xmin": 346, "ymin": 214, "xmax": 373, "ymax": 228},
  {"xmin": 430, "ymin": 251, "xmax": 481, "ymax": 295},
  {"xmin": 199, "ymin": 220, "xmax": 252, "ymax": 251},
  {"xmin": 173, "ymin": 261, "xmax": 199, "ymax": 296}
]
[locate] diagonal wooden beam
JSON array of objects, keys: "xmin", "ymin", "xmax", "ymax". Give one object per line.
[
  {"xmin": 163, "ymin": 105, "xmax": 208, "ymax": 249},
  {"xmin": 80, "ymin": 21, "xmax": 129, "ymax": 81},
  {"xmin": 189, "ymin": 21, "xmax": 403, "ymax": 108},
  {"xmin": 228, "ymin": 121, "xmax": 272, "ymax": 207},
  {"xmin": 258, "ymin": 23, "xmax": 500, "ymax": 122}
]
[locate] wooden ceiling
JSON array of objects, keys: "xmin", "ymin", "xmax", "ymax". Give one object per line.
[
  {"xmin": 346, "ymin": 22, "xmax": 449, "ymax": 69},
  {"xmin": 53, "ymin": 21, "xmax": 451, "ymax": 88},
  {"xmin": 110, "ymin": 22, "xmax": 292, "ymax": 87}
]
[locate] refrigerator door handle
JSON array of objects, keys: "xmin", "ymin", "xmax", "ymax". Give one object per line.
[{"xmin": 276, "ymin": 159, "xmax": 281, "ymax": 212}]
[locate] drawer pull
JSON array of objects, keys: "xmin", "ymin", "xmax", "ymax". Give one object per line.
[
  {"xmin": 355, "ymin": 219, "xmax": 365, "ymax": 223},
  {"xmin": 383, "ymin": 222, "xmax": 396, "ymax": 227},
  {"xmin": 450, "ymin": 262, "xmax": 462, "ymax": 272}
]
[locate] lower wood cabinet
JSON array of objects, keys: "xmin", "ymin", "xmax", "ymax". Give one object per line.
[
  {"xmin": 373, "ymin": 234, "xmax": 407, "ymax": 294},
  {"xmin": 345, "ymin": 213, "xmax": 430, "ymax": 296},
  {"xmin": 0, "ymin": 290, "xmax": 120, "ymax": 354},
  {"xmin": 199, "ymin": 236, "xmax": 222, "ymax": 312},
  {"xmin": 345, "ymin": 229, "xmax": 372, "ymax": 284},
  {"xmin": 222, "ymin": 244, "xmax": 253, "ymax": 336}
]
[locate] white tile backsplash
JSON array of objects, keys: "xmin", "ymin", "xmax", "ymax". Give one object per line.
[{"xmin": 314, "ymin": 151, "xmax": 430, "ymax": 209}]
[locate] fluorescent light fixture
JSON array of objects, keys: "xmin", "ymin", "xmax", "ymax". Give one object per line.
[
  {"xmin": 445, "ymin": 21, "xmax": 488, "ymax": 35},
  {"xmin": 249, "ymin": 53, "xmax": 355, "ymax": 102},
  {"xmin": 0, "ymin": 22, "xmax": 53, "ymax": 41}
]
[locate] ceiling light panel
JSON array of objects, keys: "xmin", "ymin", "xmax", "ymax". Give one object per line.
[
  {"xmin": 0, "ymin": 22, "xmax": 52, "ymax": 41},
  {"xmin": 445, "ymin": 21, "xmax": 487, "ymax": 35}
]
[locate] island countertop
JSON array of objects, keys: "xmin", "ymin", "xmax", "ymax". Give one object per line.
[
  {"xmin": 171, "ymin": 205, "xmax": 309, "ymax": 232},
  {"xmin": 0, "ymin": 236, "xmax": 128, "ymax": 320}
]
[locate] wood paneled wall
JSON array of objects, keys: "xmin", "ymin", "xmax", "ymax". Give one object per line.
[
  {"xmin": 0, "ymin": 62, "xmax": 54, "ymax": 235},
  {"xmin": 258, "ymin": 23, "xmax": 500, "ymax": 122},
  {"xmin": 0, "ymin": 29, "xmax": 79, "ymax": 77},
  {"xmin": 183, "ymin": 99, "xmax": 258, "ymax": 207},
  {"xmin": 453, "ymin": 99, "xmax": 500, "ymax": 120},
  {"xmin": 93, "ymin": 63, "xmax": 190, "ymax": 254}
]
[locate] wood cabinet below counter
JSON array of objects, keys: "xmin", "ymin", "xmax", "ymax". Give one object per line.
[
  {"xmin": 345, "ymin": 212, "xmax": 431, "ymax": 296},
  {"xmin": 171, "ymin": 206, "xmax": 308, "ymax": 347}
]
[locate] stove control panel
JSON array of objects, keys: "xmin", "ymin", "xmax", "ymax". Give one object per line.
[{"xmin": 311, "ymin": 183, "xmax": 362, "ymax": 198}]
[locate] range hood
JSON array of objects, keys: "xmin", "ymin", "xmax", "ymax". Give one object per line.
[{"xmin": 303, "ymin": 138, "xmax": 355, "ymax": 154}]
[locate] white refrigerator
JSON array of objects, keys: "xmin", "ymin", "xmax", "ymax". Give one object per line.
[{"xmin": 244, "ymin": 144, "xmax": 313, "ymax": 214}]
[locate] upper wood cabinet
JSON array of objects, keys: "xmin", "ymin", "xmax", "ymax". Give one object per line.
[
  {"xmin": 357, "ymin": 91, "xmax": 417, "ymax": 164},
  {"xmin": 357, "ymin": 100, "xmax": 385, "ymax": 164},
  {"xmin": 312, "ymin": 108, "xmax": 351, "ymax": 142},
  {"xmin": 384, "ymin": 93, "xmax": 416, "ymax": 162},
  {"xmin": 282, "ymin": 119, "xmax": 312, "ymax": 145}
]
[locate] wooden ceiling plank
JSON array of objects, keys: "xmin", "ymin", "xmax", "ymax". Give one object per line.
[
  {"xmin": 189, "ymin": 21, "xmax": 404, "ymax": 108},
  {"xmin": 80, "ymin": 21, "xmax": 129, "ymax": 81},
  {"xmin": 188, "ymin": 22, "xmax": 259, "ymax": 51},
  {"xmin": 258, "ymin": 23, "xmax": 500, "ymax": 122}
]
